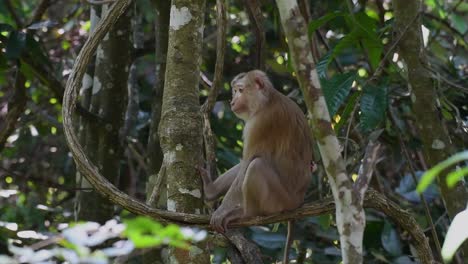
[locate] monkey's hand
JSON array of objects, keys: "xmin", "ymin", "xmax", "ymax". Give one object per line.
[
  {"xmin": 211, "ymin": 206, "xmax": 242, "ymax": 233},
  {"xmin": 198, "ymin": 166, "xmax": 212, "ymax": 185}
]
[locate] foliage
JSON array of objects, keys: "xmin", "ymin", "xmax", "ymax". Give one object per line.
[{"xmin": 0, "ymin": 217, "xmax": 205, "ymax": 264}]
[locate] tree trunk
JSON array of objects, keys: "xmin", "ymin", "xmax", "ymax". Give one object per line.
[
  {"xmin": 78, "ymin": 4, "xmax": 132, "ymax": 223},
  {"xmin": 393, "ymin": 0, "xmax": 468, "ymax": 260},
  {"xmin": 144, "ymin": 1, "xmax": 170, "ymax": 263},
  {"xmin": 158, "ymin": 0, "xmax": 209, "ymax": 263},
  {"xmin": 275, "ymin": 1, "xmax": 368, "ymax": 263}
]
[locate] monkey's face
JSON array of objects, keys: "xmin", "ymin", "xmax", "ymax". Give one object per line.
[{"xmin": 231, "ymin": 83, "xmax": 250, "ymax": 120}]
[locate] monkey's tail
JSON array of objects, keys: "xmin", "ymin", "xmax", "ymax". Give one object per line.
[{"xmin": 283, "ymin": 220, "xmax": 294, "ymax": 264}]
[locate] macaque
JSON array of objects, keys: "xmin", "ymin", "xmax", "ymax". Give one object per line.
[{"xmin": 200, "ymin": 70, "xmax": 313, "ymax": 263}]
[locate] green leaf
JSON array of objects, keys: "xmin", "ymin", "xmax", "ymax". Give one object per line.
[
  {"xmin": 328, "ymin": 30, "xmax": 359, "ymax": 66},
  {"xmin": 417, "ymin": 151, "xmax": 468, "ymax": 193},
  {"xmin": 308, "ymin": 11, "xmax": 346, "ymax": 36},
  {"xmin": 450, "ymin": 14, "xmax": 468, "ymax": 34},
  {"xmin": 318, "ymin": 214, "xmax": 332, "ymax": 230},
  {"xmin": 123, "ymin": 217, "xmax": 189, "ymax": 249},
  {"xmin": 321, "ymin": 72, "xmax": 356, "ymax": 116},
  {"xmin": 447, "ymin": 167, "xmax": 468, "ymax": 188},
  {"xmin": 316, "ymin": 52, "xmax": 331, "ymax": 79},
  {"xmin": 359, "ymin": 84, "xmax": 388, "ymax": 132},
  {"xmin": 361, "ymin": 36, "xmax": 383, "ymax": 70},
  {"xmin": 442, "ymin": 207, "xmax": 468, "ymax": 262},
  {"xmin": 335, "ymin": 91, "xmax": 360, "ymax": 132},
  {"xmin": 354, "ymin": 12, "xmax": 382, "ymax": 69},
  {"xmin": 5, "ymin": 31, "xmax": 26, "ymax": 60}
]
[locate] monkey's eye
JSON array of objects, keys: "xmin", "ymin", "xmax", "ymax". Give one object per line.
[{"xmin": 238, "ymin": 88, "xmax": 244, "ymax": 93}]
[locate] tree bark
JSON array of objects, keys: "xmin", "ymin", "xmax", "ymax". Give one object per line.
[
  {"xmin": 78, "ymin": 3, "xmax": 132, "ymax": 223},
  {"xmin": 158, "ymin": 0, "xmax": 209, "ymax": 263},
  {"xmin": 143, "ymin": 1, "xmax": 170, "ymax": 263},
  {"xmin": 147, "ymin": 0, "xmax": 170, "ymax": 209},
  {"xmin": 275, "ymin": 1, "xmax": 390, "ymax": 263},
  {"xmin": 393, "ymin": 0, "xmax": 468, "ymax": 260}
]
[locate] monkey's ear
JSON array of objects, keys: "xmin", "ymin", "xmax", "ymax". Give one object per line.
[{"xmin": 254, "ymin": 77, "xmax": 264, "ymax": 90}]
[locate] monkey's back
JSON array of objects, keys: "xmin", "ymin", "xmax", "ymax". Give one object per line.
[{"xmin": 243, "ymin": 91, "xmax": 312, "ymax": 199}]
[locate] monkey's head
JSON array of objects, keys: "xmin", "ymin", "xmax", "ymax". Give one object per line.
[{"xmin": 230, "ymin": 70, "xmax": 271, "ymax": 121}]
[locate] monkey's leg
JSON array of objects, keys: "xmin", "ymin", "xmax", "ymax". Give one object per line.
[
  {"xmin": 242, "ymin": 157, "xmax": 296, "ymax": 216},
  {"xmin": 201, "ymin": 164, "xmax": 240, "ymax": 201}
]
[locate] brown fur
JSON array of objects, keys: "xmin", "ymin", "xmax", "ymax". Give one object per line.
[{"xmin": 200, "ymin": 70, "xmax": 313, "ymax": 263}]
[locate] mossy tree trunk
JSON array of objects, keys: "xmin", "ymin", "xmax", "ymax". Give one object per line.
[
  {"xmin": 157, "ymin": 0, "xmax": 209, "ymax": 263},
  {"xmin": 393, "ymin": 0, "xmax": 468, "ymax": 260}
]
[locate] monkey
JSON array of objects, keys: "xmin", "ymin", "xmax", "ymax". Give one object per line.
[{"xmin": 200, "ymin": 70, "xmax": 313, "ymax": 264}]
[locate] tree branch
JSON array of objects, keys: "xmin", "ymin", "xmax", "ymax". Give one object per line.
[{"xmin": 0, "ymin": 65, "xmax": 27, "ymax": 152}]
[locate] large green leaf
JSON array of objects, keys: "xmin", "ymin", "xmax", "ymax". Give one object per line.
[
  {"xmin": 354, "ymin": 12, "xmax": 383, "ymax": 70},
  {"xmin": 359, "ymin": 84, "xmax": 388, "ymax": 132},
  {"xmin": 327, "ymin": 29, "xmax": 359, "ymax": 67},
  {"xmin": 321, "ymin": 72, "xmax": 356, "ymax": 117},
  {"xmin": 308, "ymin": 11, "xmax": 346, "ymax": 36}
]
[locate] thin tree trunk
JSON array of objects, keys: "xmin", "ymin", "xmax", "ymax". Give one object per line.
[
  {"xmin": 393, "ymin": 0, "xmax": 468, "ymax": 260},
  {"xmin": 158, "ymin": 0, "xmax": 209, "ymax": 263},
  {"xmin": 78, "ymin": 4, "xmax": 132, "ymax": 223},
  {"xmin": 275, "ymin": 1, "xmax": 372, "ymax": 263},
  {"xmin": 143, "ymin": 1, "xmax": 170, "ymax": 263}
]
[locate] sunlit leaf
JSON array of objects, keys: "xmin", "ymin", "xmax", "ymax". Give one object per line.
[
  {"xmin": 417, "ymin": 151, "xmax": 468, "ymax": 193},
  {"xmin": 447, "ymin": 167, "xmax": 468, "ymax": 187}
]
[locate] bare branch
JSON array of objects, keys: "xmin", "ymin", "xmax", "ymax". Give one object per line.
[
  {"xmin": 243, "ymin": 0, "xmax": 265, "ymax": 69},
  {"xmin": 354, "ymin": 131, "xmax": 382, "ymax": 199},
  {"xmin": 28, "ymin": 0, "xmax": 53, "ymax": 26},
  {"xmin": 87, "ymin": 0, "xmax": 116, "ymax": 5}
]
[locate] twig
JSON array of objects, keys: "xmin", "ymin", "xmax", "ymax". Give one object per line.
[
  {"xmin": 5, "ymin": 0, "xmax": 23, "ymax": 27},
  {"xmin": 354, "ymin": 131, "xmax": 381, "ymax": 198},
  {"xmin": 423, "ymin": 13, "xmax": 465, "ymax": 39},
  {"xmin": 127, "ymin": 141, "xmax": 149, "ymax": 173},
  {"xmin": 27, "ymin": 0, "xmax": 53, "ymax": 26},
  {"xmin": 200, "ymin": 0, "xmax": 227, "ymax": 180},
  {"xmin": 243, "ymin": 0, "xmax": 265, "ymax": 69},
  {"xmin": 201, "ymin": 0, "xmax": 227, "ymax": 113},
  {"xmin": 146, "ymin": 165, "xmax": 166, "ymax": 206},
  {"xmin": 87, "ymin": 0, "xmax": 116, "ymax": 5}
]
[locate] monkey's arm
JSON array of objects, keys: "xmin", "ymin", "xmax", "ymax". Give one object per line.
[{"xmin": 201, "ymin": 164, "xmax": 240, "ymax": 201}]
